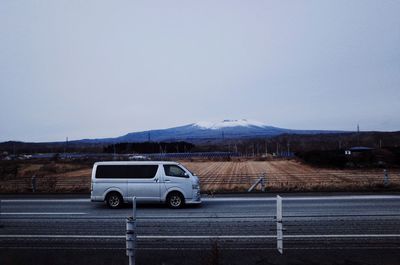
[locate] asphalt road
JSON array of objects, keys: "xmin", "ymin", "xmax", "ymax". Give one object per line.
[{"xmin": 1, "ymin": 194, "xmax": 400, "ymax": 265}]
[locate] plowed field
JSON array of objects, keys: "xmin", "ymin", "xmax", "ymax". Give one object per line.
[
  {"xmin": 181, "ymin": 160, "xmax": 400, "ymax": 192},
  {"xmin": 1, "ymin": 160, "xmax": 399, "ymax": 193}
]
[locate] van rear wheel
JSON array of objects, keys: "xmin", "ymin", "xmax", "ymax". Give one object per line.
[
  {"xmin": 167, "ymin": 192, "xmax": 184, "ymax": 209},
  {"xmin": 106, "ymin": 192, "xmax": 123, "ymax": 209}
]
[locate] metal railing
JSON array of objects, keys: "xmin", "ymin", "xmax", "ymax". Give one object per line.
[
  {"xmin": 1, "ymin": 196, "xmax": 400, "ymax": 264},
  {"xmin": 121, "ymin": 196, "xmax": 285, "ymax": 265}
]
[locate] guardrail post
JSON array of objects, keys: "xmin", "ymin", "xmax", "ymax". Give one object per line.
[
  {"xmin": 0, "ymin": 200, "xmax": 3, "ymax": 228},
  {"xmin": 126, "ymin": 197, "xmax": 137, "ymax": 265},
  {"xmin": 31, "ymin": 175, "xmax": 36, "ymax": 193},
  {"xmin": 384, "ymin": 169, "xmax": 389, "ymax": 187},
  {"xmin": 276, "ymin": 195, "xmax": 283, "ymax": 254}
]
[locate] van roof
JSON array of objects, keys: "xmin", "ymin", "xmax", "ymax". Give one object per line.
[{"xmin": 94, "ymin": 161, "xmax": 180, "ymax": 166}]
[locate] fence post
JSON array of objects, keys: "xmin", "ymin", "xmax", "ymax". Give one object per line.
[
  {"xmin": 383, "ymin": 169, "xmax": 389, "ymax": 187},
  {"xmin": 248, "ymin": 177, "xmax": 260, "ymax": 192},
  {"xmin": 248, "ymin": 174, "xmax": 267, "ymax": 192},
  {"xmin": 126, "ymin": 197, "xmax": 137, "ymax": 265},
  {"xmin": 260, "ymin": 173, "xmax": 266, "ymax": 192},
  {"xmin": 276, "ymin": 195, "xmax": 283, "ymax": 254},
  {"xmin": 31, "ymin": 175, "xmax": 37, "ymax": 193}
]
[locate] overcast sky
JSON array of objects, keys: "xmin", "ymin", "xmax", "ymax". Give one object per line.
[{"xmin": 1, "ymin": 0, "xmax": 399, "ymax": 142}]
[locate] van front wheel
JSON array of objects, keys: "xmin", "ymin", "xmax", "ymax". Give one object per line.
[
  {"xmin": 106, "ymin": 192, "xmax": 123, "ymax": 209},
  {"xmin": 167, "ymin": 192, "xmax": 184, "ymax": 209}
]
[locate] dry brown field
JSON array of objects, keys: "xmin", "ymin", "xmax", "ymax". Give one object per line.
[
  {"xmin": 1, "ymin": 160, "xmax": 399, "ymax": 193},
  {"xmin": 181, "ymin": 160, "xmax": 400, "ymax": 192}
]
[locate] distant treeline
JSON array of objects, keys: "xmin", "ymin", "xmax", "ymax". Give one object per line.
[
  {"xmin": 208, "ymin": 131, "xmax": 400, "ymax": 155},
  {"xmin": 103, "ymin": 141, "xmax": 195, "ymax": 154},
  {"xmin": 0, "ymin": 141, "xmax": 103, "ymax": 154},
  {"xmin": 296, "ymin": 147, "xmax": 400, "ymax": 168},
  {"xmin": 1, "ymin": 131, "xmax": 400, "ymax": 157}
]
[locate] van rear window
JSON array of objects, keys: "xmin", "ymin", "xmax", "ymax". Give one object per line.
[{"xmin": 95, "ymin": 165, "xmax": 158, "ymax": 179}]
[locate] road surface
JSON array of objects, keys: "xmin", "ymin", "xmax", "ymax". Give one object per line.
[{"xmin": 1, "ymin": 194, "xmax": 400, "ymax": 265}]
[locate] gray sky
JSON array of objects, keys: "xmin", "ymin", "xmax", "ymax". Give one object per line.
[{"xmin": 1, "ymin": 0, "xmax": 399, "ymax": 142}]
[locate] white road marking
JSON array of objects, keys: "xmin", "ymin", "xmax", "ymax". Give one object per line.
[
  {"xmin": 0, "ymin": 235, "xmax": 124, "ymax": 239},
  {"xmin": 285, "ymin": 234, "xmax": 400, "ymax": 238},
  {"xmin": 139, "ymin": 235, "xmax": 277, "ymax": 239},
  {"xmin": 2, "ymin": 246, "xmax": 400, "ymax": 251},
  {"xmin": 1, "ymin": 199, "xmax": 90, "ymax": 203},
  {"xmin": 1, "ymin": 195, "xmax": 399, "ymax": 203},
  {"xmin": 145, "ymin": 234, "xmax": 400, "ymax": 239},
  {"xmin": 0, "ymin": 212, "xmax": 87, "ymax": 215},
  {"xmin": 203, "ymin": 195, "xmax": 400, "ymax": 202},
  {"xmin": 0, "ymin": 234, "xmax": 400, "ymax": 239}
]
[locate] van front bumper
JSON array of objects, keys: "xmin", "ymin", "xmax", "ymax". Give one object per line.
[
  {"xmin": 186, "ymin": 198, "xmax": 202, "ymax": 204},
  {"xmin": 186, "ymin": 189, "xmax": 202, "ymax": 204}
]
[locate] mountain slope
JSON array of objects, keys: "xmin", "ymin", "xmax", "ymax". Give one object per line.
[{"xmin": 78, "ymin": 119, "xmax": 342, "ymax": 143}]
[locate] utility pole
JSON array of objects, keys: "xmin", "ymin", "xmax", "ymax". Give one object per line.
[
  {"xmin": 64, "ymin": 137, "xmax": 68, "ymax": 159},
  {"xmin": 113, "ymin": 141, "xmax": 117, "ymax": 160},
  {"xmin": 357, "ymin": 124, "xmax": 360, "ymax": 146}
]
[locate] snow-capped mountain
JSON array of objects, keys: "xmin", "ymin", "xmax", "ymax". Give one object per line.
[
  {"xmin": 193, "ymin": 119, "xmax": 268, "ymax": 130},
  {"xmin": 79, "ymin": 119, "xmax": 341, "ymax": 143}
]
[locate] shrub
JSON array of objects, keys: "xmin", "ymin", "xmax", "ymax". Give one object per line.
[{"xmin": 297, "ymin": 150, "xmax": 347, "ymax": 168}]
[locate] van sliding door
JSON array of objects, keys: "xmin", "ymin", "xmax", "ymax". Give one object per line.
[{"xmin": 127, "ymin": 165, "xmax": 161, "ymax": 202}]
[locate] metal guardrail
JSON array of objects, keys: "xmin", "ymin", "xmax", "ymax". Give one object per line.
[
  {"xmin": 119, "ymin": 195, "xmax": 397, "ymax": 263},
  {"xmin": 1, "ymin": 196, "xmax": 400, "ymax": 263},
  {"xmin": 123, "ymin": 195, "xmax": 284, "ymax": 265}
]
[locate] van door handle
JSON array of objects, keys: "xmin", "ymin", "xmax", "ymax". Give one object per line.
[
  {"xmin": 154, "ymin": 178, "xmax": 159, "ymax": 183},
  {"xmin": 165, "ymin": 179, "xmax": 171, "ymax": 182}
]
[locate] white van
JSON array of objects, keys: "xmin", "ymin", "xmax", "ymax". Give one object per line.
[{"xmin": 90, "ymin": 161, "xmax": 201, "ymax": 208}]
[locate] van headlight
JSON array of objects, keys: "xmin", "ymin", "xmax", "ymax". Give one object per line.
[{"xmin": 192, "ymin": 184, "xmax": 200, "ymax": 190}]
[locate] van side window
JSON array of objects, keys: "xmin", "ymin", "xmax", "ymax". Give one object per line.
[
  {"xmin": 163, "ymin": 165, "xmax": 187, "ymax": 178},
  {"xmin": 96, "ymin": 165, "xmax": 158, "ymax": 179}
]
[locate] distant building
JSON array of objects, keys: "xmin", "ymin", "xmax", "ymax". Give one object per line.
[{"xmin": 345, "ymin": 146, "xmax": 374, "ymax": 155}]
